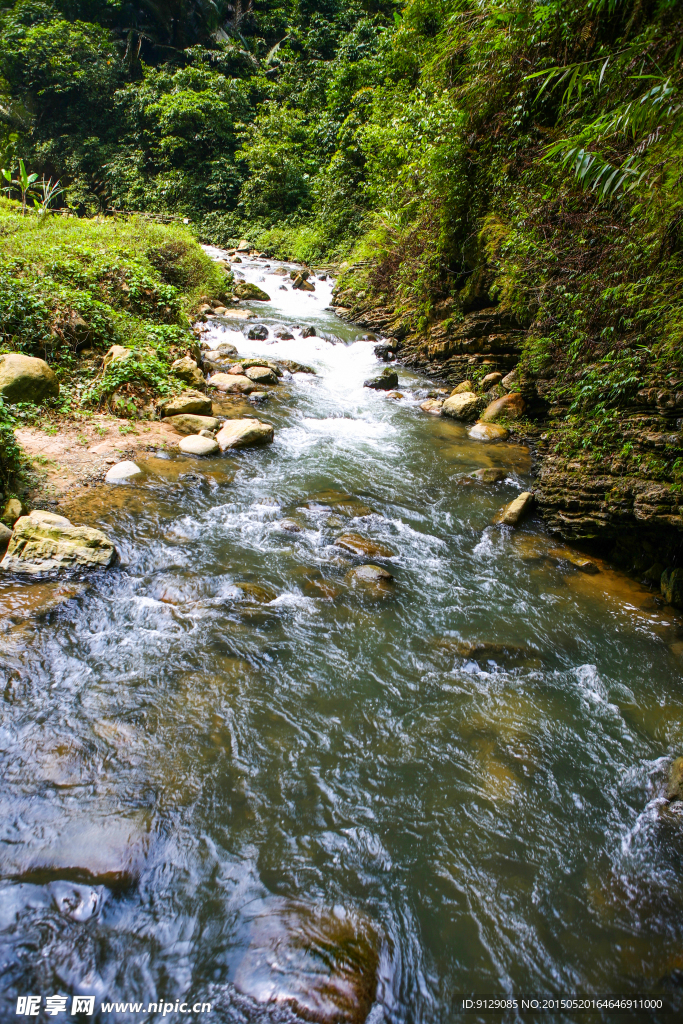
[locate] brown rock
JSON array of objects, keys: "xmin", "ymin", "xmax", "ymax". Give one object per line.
[
  {"xmin": 666, "ymin": 756, "xmax": 683, "ymax": 802},
  {"xmin": 234, "ymin": 900, "xmax": 380, "ymax": 1024},
  {"xmin": 482, "ymin": 372, "xmax": 503, "ymax": 387},
  {"xmin": 0, "ymin": 353, "xmax": 59, "ymax": 404},
  {"xmin": 1, "ymin": 510, "xmax": 117, "ymax": 574},
  {"xmin": 2, "ymin": 497, "xmax": 23, "ymax": 526},
  {"xmin": 474, "ymin": 468, "xmax": 506, "ymax": 483},
  {"xmin": 481, "ymin": 393, "xmax": 525, "ymax": 422},
  {"xmin": 451, "ymin": 380, "xmax": 473, "ymax": 395},
  {"xmin": 245, "ymin": 365, "xmax": 278, "ymax": 385}
]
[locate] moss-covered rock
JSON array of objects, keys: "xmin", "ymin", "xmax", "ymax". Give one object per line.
[
  {"xmin": 1, "ymin": 510, "xmax": 117, "ymax": 573},
  {"xmin": 0, "ymin": 354, "xmax": 59, "ymax": 404}
]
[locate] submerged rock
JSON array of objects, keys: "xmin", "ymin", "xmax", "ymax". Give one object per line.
[
  {"xmin": 481, "ymin": 393, "xmax": 525, "ymax": 422},
  {"xmin": 234, "ymin": 900, "xmax": 381, "ymax": 1024},
  {"xmin": 0, "ymin": 353, "xmax": 59, "ymax": 404},
  {"xmin": 1, "ymin": 510, "xmax": 117, "ymax": 573},
  {"xmin": 304, "ymin": 491, "xmax": 374, "ymax": 518},
  {"xmin": 436, "ymin": 638, "xmax": 530, "ymax": 664},
  {"xmin": 346, "ymin": 564, "xmax": 394, "ymax": 593},
  {"xmin": 420, "ymin": 399, "xmax": 444, "ymax": 415},
  {"xmin": 0, "ymin": 808, "xmax": 149, "ymax": 889},
  {"xmin": 500, "ymin": 492, "xmax": 534, "ymax": 526},
  {"xmin": 666, "ymin": 756, "xmax": 683, "ymax": 802},
  {"xmin": 105, "ymin": 460, "xmax": 142, "ymax": 483},
  {"xmin": 442, "ymin": 391, "xmax": 479, "ymax": 421},
  {"xmin": 159, "ymin": 389, "xmax": 212, "ymax": 417},
  {"xmin": 364, "ymin": 369, "xmax": 398, "ymax": 390},
  {"xmin": 179, "ymin": 435, "xmax": 219, "ymax": 456},
  {"xmin": 166, "ymin": 414, "xmax": 220, "ymax": 435},
  {"xmin": 216, "ymin": 418, "xmax": 274, "ymax": 451},
  {"xmin": 301, "ymin": 326, "xmax": 317, "ymax": 337},
  {"xmin": 468, "ymin": 422, "xmax": 509, "ymax": 441},
  {"xmin": 209, "ymin": 373, "xmax": 257, "ymax": 394},
  {"xmin": 473, "ymin": 468, "xmax": 506, "ymax": 483},
  {"xmin": 234, "ymin": 281, "xmax": 271, "ymax": 301},
  {"xmin": 280, "ymin": 519, "xmax": 302, "ymax": 533},
  {"xmin": 335, "ymin": 534, "xmax": 395, "ymax": 559}
]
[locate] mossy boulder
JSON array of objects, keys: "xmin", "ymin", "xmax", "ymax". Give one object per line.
[
  {"xmin": 166, "ymin": 414, "xmax": 219, "ymax": 435},
  {"xmin": 234, "ymin": 281, "xmax": 271, "ymax": 301},
  {"xmin": 442, "ymin": 391, "xmax": 479, "ymax": 420},
  {"xmin": 661, "ymin": 568, "xmax": 683, "ymax": 609},
  {"xmin": 159, "ymin": 390, "xmax": 212, "ymax": 417},
  {"xmin": 171, "ymin": 357, "xmax": 205, "ymax": 388},
  {"xmin": 0, "ymin": 354, "xmax": 59, "ymax": 404},
  {"xmin": 1, "ymin": 510, "xmax": 117, "ymax": 573}
]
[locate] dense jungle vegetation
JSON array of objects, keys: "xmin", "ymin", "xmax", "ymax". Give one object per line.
[{"xmin": 1, "ymin": 0, "xmax": 682, "ymax": 497}]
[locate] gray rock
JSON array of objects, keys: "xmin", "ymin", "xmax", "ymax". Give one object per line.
[
  {"xmin": 0, "ymin": 523, "xmax": 12, "ymax": 549},
  {"xmin": 364, "ymin": 369, "xmax": 399, "ymax": 391},
  {"xmin": 179, "ymin": 435, "xmax": 219, "ymax": 456},
  {"xmin": 247, "ymin": 324, "xmax": 269, "ymax": 340},
  {"xmin": 0, "ymin": 353, "xmax": 59, "ymax": 404},
  {"xmin": 234, "ymin": 281, "xmax": 270, "ymax": 301},
  {"xmin": 245, "ymin": 365, "xmax": 277, "ymax": 385},
  {"xmin": 105, "ymin": 461, "xmax": 142, "ymax": 483},
  {"xmin": 301, "ymin": 326, "xmax": 317, "ymax": 338}
]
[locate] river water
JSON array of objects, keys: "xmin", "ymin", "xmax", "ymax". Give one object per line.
[{"xmin": 1, "ymin": 253, "xmax": 682, "ymax": 1023}]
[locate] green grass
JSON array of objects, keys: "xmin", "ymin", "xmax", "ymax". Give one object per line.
[{"xmin": 0, "ymin": 200, "xmax": 231, "ymax": 500}]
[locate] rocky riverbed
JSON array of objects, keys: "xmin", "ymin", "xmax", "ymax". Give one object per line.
[{"xmin": 1, "ymin": 250, "xmax": 682, "ymax": 1022}]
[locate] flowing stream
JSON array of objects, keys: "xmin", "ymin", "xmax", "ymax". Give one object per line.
[{"xmin": 1, "ymin": 252, "xmax": 683, "ymax": 1023}]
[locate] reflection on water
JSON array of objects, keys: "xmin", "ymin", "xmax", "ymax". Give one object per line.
[{"xmin": 0, "ymin": 252, "xmax": 682, "ymax": 1022}]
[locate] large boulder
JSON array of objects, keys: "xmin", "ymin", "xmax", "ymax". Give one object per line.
[
  {"xmin": 216, "ymin": 418, "xmax": 274, "ymax": 451},
  {"xmin": 234, "ymin": 281, "xmax": 271, "ymax": 301},
  {"xmin": 166, "ymin": 414, "xmax": 220, "ymax": 435},
  {"xmin": 209, "ymin": 373, "xmax": 257, "ymax": 394},
  {"xmin": 159, "ymin": 390, "xmax": 212, "ymax": 417},
  {"xmin": 0, "ymin": 353, "xmax": 59, "ymax": 404},
  {"xmin": 245, "ymin": 365, "xmax": 278, "ymax": 385},
  {"xmin": 450, "ymin": 380, "xmax": 473, "ymax": 395},
  {"xmin": 171, "ymin": 356, "xmax": 205, "ymax": 388},
  {"xmin": 480, "ymin": 393, "xmax": 525, "ymax": 422},
  {"xmin": 442, "ymin": 391, "xmax": 479, "ymax": 420},
  {"xmin": 292, "ymin": 274, "xmax": 315, "ymax": 292},
  {"xmin": 1, "ymin": 510, "xmax": 117, "ymax": 573}
]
